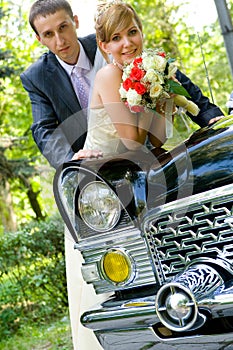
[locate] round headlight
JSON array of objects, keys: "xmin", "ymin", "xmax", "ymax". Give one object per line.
[{"xmin": 78, "ymin": 181, "xmax": 121, "ymax": 232}]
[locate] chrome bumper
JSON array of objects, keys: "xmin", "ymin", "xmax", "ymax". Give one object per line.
[{"xmin": 81, "ymin": 290, "xmax": 233, "ymax": 350}]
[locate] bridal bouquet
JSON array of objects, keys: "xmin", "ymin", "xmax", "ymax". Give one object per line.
[{"xmin": 119, "ymin": 48, "xmax": 200, "ymax": 116}]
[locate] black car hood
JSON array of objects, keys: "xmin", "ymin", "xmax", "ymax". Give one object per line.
[{"xmin": 54, "ymin": 116, "xmax": 233, "ymax": 222}]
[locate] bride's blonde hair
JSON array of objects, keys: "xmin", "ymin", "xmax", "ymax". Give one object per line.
[{"xmin": 95, "ymin": 1, "xmax": 143, "ymax": 62}]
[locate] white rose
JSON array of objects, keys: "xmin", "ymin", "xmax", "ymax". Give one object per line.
[
  {"xmin": 144, "ymin": 68, "xmax": 155, "ymax": 82},
  {"xmin": 144, "ymin": 69, "xmax": 164, "ymax": 85},
  {"xmin": 119, "ymin": 84, "xmax": 127, "ymax": 98},
  {"xmin": 150, "ymin": 82, "xmax": 163, "ymax": 98},
  {"xmin": 142, "ymin": 55, "xmax": 155, "ymax": 71},
  {"xmin": 143, "ymin": 54, "xmax": 167, "ymax": 73},
  {"xmin": 126, "ymin": 89, "xmax": 142, "ymax": 106},
  {"xmin": 153, "ymin": 55, "xmax": 167, "ymax": 72}
]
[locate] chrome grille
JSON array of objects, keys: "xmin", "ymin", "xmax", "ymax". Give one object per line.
[{"xmin": 143, "ymin": 184, "xmax": 233, "ymax": 285}]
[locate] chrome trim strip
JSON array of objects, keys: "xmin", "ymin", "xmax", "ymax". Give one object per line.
[{"xmin": 81, "ymin": 295, "xmax": 158, "ymax": 331}]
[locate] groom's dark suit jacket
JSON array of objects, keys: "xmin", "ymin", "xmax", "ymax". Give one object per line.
[
  {"xmin": 21, "ymin": 34, "xmax": 97, "ymax": 169},
  {"xmin": 21, "ymin": 33, "xmax": 223, "ymax": 169}
]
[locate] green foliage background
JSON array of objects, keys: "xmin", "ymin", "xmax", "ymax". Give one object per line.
[{"xmin": 0, "ymin": 214, "xmax": 67, "ymax": 341}]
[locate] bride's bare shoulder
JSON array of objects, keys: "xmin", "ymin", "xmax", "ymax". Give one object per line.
[{"xmin": 96, "ymin": 63, "xmax": 121, "ymax": 79}]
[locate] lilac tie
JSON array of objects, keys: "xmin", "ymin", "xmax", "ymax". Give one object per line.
[{"xmin": 71, "ymin": 66, "xmax": 90, "ymax": 110}]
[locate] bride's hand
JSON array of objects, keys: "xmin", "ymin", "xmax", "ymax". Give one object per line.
[{"xmin": 72, "ymin": 149, "xmax": 103, "ymax": 160}]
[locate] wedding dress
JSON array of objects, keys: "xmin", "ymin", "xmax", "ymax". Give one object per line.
[{"xmin": 84, "ymin": 107, "xmax": 127, "ymax": 155}]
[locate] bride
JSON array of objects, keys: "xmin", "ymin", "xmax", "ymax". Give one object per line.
[{"xmin": 72, "ymin": 1, "xmax": 170, "ymax": 160}]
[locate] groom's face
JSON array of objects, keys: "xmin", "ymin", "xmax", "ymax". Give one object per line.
[{"xmin": 34, "ymin": 9, "xmax": 80, "ymax": 65}]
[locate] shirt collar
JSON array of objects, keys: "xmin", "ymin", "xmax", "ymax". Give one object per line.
[{"xmin": 56, "ymin": 41, "xmax": 92, "ymax": 76}]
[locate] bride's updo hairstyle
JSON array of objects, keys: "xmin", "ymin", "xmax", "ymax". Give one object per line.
[{"xmin": 95, "ymin": 1, "xmax": 143, "ymax": 62}]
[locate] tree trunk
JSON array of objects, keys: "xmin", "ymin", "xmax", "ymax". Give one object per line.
[{"xmin": 0, "ymin": 181, "xmax": 17, "ymax": 232}]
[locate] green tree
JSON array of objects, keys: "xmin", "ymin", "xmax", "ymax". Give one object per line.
[{"xmin": 0, "ymin": 1, "xmax": 51, "ymax": 232}]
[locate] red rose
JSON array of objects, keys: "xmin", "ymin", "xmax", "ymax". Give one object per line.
[
  {"xmin": 133, "ymin": 57, "xmax": 143, "ymax": 66},
  {"xmin": 130, "ymin": 66, "xmax": 145, "ymax": 81},
  {"xmin": 130, "ymin": 105, "xmax": 145, "ymax": 113},
  {"xmin": 122, "ymin": 78, "xmax": 133, "ymax": 91},
  {"xmin": 134, "ymin": 82, "xmax": 147, "ymax": 95},
  {"xmin": 158, "ymin": 52, "xmax": 166, "ymax": 57}
]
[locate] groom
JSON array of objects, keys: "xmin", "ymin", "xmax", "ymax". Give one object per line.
[{"xmin": 20, "ymin": 0, "xmax": 105, "ymax": 170}]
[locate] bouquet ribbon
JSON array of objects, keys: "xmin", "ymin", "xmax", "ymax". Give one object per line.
[{"xmin": 165, "ymin": 98, "xmax": 174, "ymax": 138}]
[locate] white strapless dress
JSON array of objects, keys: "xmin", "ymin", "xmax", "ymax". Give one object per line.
[{"xmin": 84, "ymin": 107, "xmax": 127, "ymax": 155}]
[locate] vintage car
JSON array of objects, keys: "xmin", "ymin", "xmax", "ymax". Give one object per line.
[{"xmin": 53, "ymin": 115, "xmax": 233, "ymax": 349}]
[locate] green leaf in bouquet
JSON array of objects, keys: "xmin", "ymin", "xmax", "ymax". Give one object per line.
[{"xmin": 167, "ymin": 79, "xmax": 191, "ymax": 98}]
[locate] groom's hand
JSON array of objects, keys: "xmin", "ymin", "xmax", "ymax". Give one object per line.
[
  {"xmin": 208, "ymin": 116, "xmax": 224, "ymax": 125},
  {"xmin": 72, "ymin": 149, "xmax": 103, "ymax": 160}
]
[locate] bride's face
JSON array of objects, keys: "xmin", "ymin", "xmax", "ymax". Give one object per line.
[{"xmin": 100, "ymin": 20, "xmax": 143, "ymax": 66}]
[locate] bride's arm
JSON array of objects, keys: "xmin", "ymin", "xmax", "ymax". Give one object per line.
[{"xmin": 95, "ymin": 65, "xmax": 153, "ymax": 150}]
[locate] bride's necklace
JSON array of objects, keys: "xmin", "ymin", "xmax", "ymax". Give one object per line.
[{"xmin": 113, "ymin": 60, "xmax": 124, "ymax": 71}]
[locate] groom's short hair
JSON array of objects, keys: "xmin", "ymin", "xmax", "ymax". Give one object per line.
[{"xmin": 29, "ymin": 0, "xmax": 74, "ymax": 35}]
